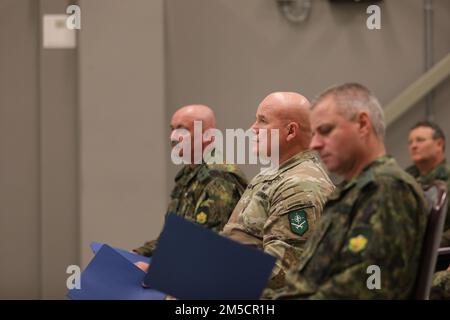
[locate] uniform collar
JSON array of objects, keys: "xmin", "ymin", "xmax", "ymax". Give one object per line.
[
  {"xmin": 408, "ymin": 159, "xmax": 449, "ymax": 181},
  {"xmin": 328, "ymin": 155, "xmax": 392, "ymax": 201},
  {"xmin": 261, "ymin": 149, "xmax": 318, "ymax": 176},
  {"xmin": 174, "ymin": 164, "xmax": 203, "ymax": 185}
]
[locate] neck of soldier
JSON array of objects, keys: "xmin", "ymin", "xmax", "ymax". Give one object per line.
[
  {"xmin": 343, "ymin": 138, "xmax": 386, "ymax": 182},
  {"xmin": 415, "ymin": 153, "xmax": 445, "ymax": 176},
  {"xmin": 189, "ymin": 149, "xmax": 204, "ymax": 168}
]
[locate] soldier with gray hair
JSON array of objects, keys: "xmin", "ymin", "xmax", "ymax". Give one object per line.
[{"xmin": 272, "ymin": 83, "xmax": 427, "ymax": 299}]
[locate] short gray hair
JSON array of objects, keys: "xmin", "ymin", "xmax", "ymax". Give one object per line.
[{"xmin": 312, "ymin": 83, "xmax": 386, "ymax": 139}]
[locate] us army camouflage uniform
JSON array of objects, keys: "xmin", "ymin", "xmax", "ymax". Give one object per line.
[
  {"xmin": 221, "ymin": 150, "xmax": 335, "ymax": 291},
  {"xmin": 430, "ymin": 269, "xmax": 450, "ymax": 300},
  {"xmin": 406, "ymin": 160, "xmax": 450, "ymax": 247},
  {"xmin": 273, "ymin": 156, "xmax": 427, "ymax": 299},
  {"xmin": 133, "ymin": 163, "xmax": 248, "ymax": 257}
]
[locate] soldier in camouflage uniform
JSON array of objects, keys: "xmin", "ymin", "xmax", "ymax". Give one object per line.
[
  {"xmin": 133, "ymin": 105, "xmax": 248, "ymax": 257},
  {"xmin": 406, "ymin": 121, "xmax": 450, "ymax": 247},
  {"xmin": 273, "ymin": 83, "xmax": 427, "ymax": 299},
  {"xmin": 221, "ymin": 92, "xmax": 335, "ymax": 291}
]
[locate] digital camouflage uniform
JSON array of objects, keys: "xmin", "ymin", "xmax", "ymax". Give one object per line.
[
  {"xmin": 406, "ymin": 160, "xmax": 450, "ymax": 247},
  {"xmin": 133, "ymin": 163, "xmax": 248, "ymax": 257},
  {"xmin": 221, "ymin": 150, "xmax": 335, "ymax": 291},
  {"xmin": 273, "ymin": 156, "xmax": 427, "ymax": 299}
]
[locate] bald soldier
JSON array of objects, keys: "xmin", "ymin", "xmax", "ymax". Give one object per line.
[
  {"xmin": 274, "ymin": 83, "xmax": 427, "ymax": 299},
  {"xmin": 221, "ymin": 92, "xmax": 335, "ymax": 291},
  {"xmin": 133, "ymin": 105, "xmax": 248, "ymax": 257}
]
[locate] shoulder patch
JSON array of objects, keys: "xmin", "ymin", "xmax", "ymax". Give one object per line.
[
  {"xmin": 288, "ymin": 210, "xmax": 309, "ymax": 236},
  {"xmin": 195, "ymin": 206, "xmax": 209, "ymax": 225}
]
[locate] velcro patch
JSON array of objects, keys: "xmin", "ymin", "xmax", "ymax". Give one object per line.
[{"xmin": 288, "ymin": 210, "xmax": 309, "ymax": 236}]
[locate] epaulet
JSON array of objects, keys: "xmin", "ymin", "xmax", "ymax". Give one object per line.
[
  {"xmin": 207, "ymin": 163, "xmax": 246, "ymax": 179},
  {"xmin": 356, "ymin": 169, "xmax": 376, "ymax": 190}
]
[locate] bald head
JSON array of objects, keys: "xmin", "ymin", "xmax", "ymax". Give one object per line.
[
  {"xmin": 172, "ymin": 104, "xmax": 216, "ymax": 131},
  {"xmin": 252, "ymin": 92, "xmax": 312, "ymax": 165}
]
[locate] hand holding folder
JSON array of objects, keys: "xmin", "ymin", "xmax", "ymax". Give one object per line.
[{"xmin": 67, "ymin": 244, "xmax": 165, "ymax": 300}]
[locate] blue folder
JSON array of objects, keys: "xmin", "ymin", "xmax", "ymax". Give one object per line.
[
  {"xmin": 67, "ymin": 244, "xmax": 165, "ymax": 300},
  {"xmin": 143, "ymin": 214, "xmax": 276, "ymax": 300},
  {"xmin": 90, "ymin": 241, "xmax": 151, "ymax": 264}
]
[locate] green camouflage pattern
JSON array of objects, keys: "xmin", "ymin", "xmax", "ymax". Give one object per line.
[
  {"xmin": 221, "ymin": 150, "xmax": 335, "ymax": 291},
  {"xmin": 133, "ymin": 163, "xmax": 248, "ymax": 257},
  {"xmin": 406, "ymin": 160, "xmax": 450, "ymax": 247},
  {"xmin": 273, "ymin": 156, "xmax": 427, "ymax": 299}
]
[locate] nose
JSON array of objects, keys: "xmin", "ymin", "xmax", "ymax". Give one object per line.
[
  {"xmin": 309, "ymin": 134, "xmax": 323, "ymax": 151},
  {"xmin": 170, "ymin": 130, "xmax": 177, "ymax": 142},
  {"xmin": 409, "ymin": 140, "xmax": 418, "ymax": 151}
]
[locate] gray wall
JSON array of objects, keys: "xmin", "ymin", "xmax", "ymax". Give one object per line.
[
  {"xmin": 78, "ymin": 0, "xmax": 166, "ymax": 268},
  {"xmin": 165, "ymin": 0, "xmax": 450, "ymax": 182},
  {"xmin": 0, "ymin": 0, "xmax": 166, "ymax": 299}
]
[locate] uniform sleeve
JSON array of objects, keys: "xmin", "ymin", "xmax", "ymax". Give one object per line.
[
  {"xmin": 133, "ymin": 239, "xmax": 158, "ymax": 257},
  {"xmin": 262, "ymin": 177, "xmax": 327, "ymax": 290},
  {"xmin": 193, "ymin": 176, "xmax": 241, "ymax": 233},
  {"xmin": 303, "ymin": 178, "xmax": 426, "ymax": 299}
]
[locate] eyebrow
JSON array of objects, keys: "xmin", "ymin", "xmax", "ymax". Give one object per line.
[
  {"xmin": 314, "ymin": 123, "xmax": 334, "ymax": 133},
  {"xmin": 257, "ymin": 114, "xmax": 268, "ymax": 121}
]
